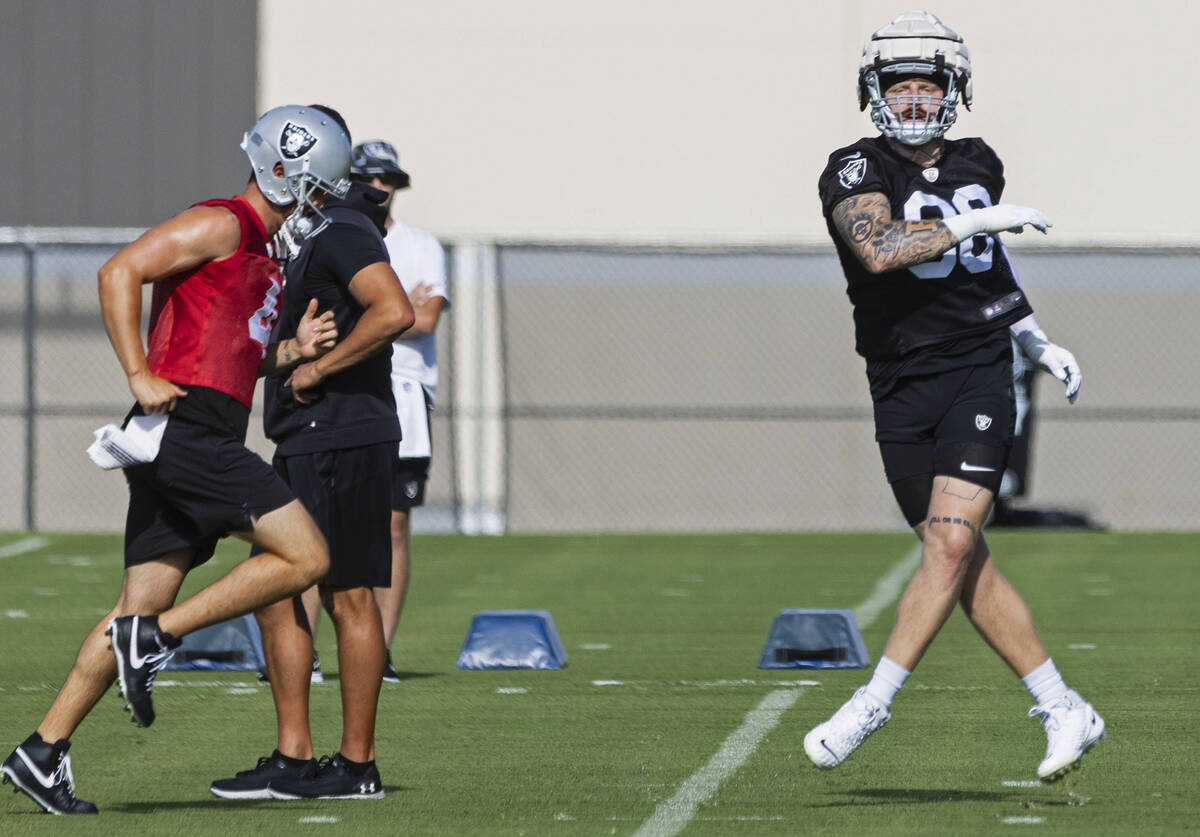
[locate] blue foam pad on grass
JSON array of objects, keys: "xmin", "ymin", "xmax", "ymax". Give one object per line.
[
  {"xmin": 456, "ymin": 610, "xmax": 567, "ymax": 670},
  {"xmin": 164, "ymin": 614, "xmax": 266, "ymax": 672},
  {"xmin": 758, "ymin": 608, "xmax": 870, "ymax": 669}
]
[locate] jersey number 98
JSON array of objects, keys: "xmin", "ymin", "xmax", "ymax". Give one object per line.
[{"xmin": 903, "ymin": 184, "xmax": 994, "ymax": 279}]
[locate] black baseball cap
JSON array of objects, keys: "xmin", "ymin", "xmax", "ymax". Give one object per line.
[{"xmin": 350, "ymin": 140, "xmax": 410, "ymax": 189}]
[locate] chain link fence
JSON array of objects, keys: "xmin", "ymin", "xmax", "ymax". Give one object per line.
[
  {"xmin": 497, "ymin": 245, "xmax": 1200, "ymax": 531},
  {"xmin": 0, "ymin": 231, "xmax": 459, "ymax": 533},
  {"xmin": 3, "ymin": 231, "xmax": 1198, "ymax": 532}
]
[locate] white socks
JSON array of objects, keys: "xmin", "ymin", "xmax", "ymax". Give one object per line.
[
  {"xmin": 864, "ymin": 656, "xmax": 910, "ymax": 709},
  {"xmin": 1022, "ymin": 658, "xmax": 1069, "ymax": 705},
  {"xmin": 861, "ymin": 657, "xmax": 1067, "ymax": 710}
]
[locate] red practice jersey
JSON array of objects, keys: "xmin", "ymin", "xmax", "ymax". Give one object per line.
[{"xmin": 145, "ymin": 197, "xmax": 282, "ymax": 407}]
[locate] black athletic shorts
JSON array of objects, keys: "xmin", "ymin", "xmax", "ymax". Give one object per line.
[
  {"xmin": 392, "ymin": 456, "xmax": 430, "ymax": 511},
  {"xmin": 272, "ymin": 443, "xmax": 394, "ymax": 588},
  {"xmin": 124, "ymin": 418, "xmax": 296, "ymax": 569},
  {"xmin": 873, "ymin": 356, "xmax": 1015, "ymax": 518}
]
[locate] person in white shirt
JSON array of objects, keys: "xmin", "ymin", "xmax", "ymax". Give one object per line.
[{"xmin": 349, "ymin": 140, "xmax": 449, "ymax": 682}]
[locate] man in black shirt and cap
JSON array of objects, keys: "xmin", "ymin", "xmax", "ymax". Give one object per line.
[{"xmin": 210, "ymin": 106, "xmax": 413, "ymax": 802}]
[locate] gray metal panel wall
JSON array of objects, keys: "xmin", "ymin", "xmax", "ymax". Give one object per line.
[{"xmin": 0, "ymin": 0, "xmax": 257, "ymax": 227}]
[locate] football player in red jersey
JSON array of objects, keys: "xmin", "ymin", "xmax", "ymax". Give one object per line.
[
  {"xmin": 1, "ymin": 106, "xmax": 351, "ymax": 815},
  {"xmin": 802, "ymin": 13, "xmax": 1103, "ymax": 782}
]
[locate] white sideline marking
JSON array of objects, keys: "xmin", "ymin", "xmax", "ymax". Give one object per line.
[
  {"xmin": 496, "ymin": 687, "xmax": 528, "ymax": 694},
  {"xmin": 580, "ymin": 643, "xmax": 611, "ymax": 650},
  {"xmin": 631, "ymin": 689, "xmax": 802, "ymax": 837},
  {"xmin": 1003, "ymin": 816, "xmax": 1045, "ymax": 824},
  {"xmin": 5, "ymin": 610, "xmax": 29, "ymax": 619},
  {"xmin": 591, "ymin": 679, "xmax": 820, "ymax": 689},
  {"xmin": 1002, "ymin": 780, "xmax": 1041, "ymax": 787},
  {"xmin": 21, "ymin": 680, "xmax": 261, "ymax": 693},
  {"xmin": 631, "ymin": 546, "xmax": 920, "ymax": 837},
  {"xmin": 299, "ymin": 816, "xmax": 340, "ymax": 823},
  {"xmin": 1068, "ymin": 644, "xmax": 1096, "ymax": 650},
  {"xmin": 853, "ymin": 543, "xmax": 923, "ymax": 629},
  {"xmin": 154, "ymin": 680, "xmax": 255, "ymax": 689},
  {"xmin": 0, "ymin": 537, "xmax": 49, "ymax": 559},
  {"xmin": 47, "ymin": 555, "xmax": 93, "ymax": 566}
]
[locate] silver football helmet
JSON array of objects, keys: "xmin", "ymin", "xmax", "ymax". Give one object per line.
[
  {"xmin": 857, "ymin": 11, "xmax": 972, "ymax": 146},
  {"xmin": 241, "ymin": 105, "xmax": 352, "ymax": 240}
]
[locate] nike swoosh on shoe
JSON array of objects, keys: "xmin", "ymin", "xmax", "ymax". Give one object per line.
[{"xmin": 15, "ymin": 749, "xmax": 58, "ymax": 790}]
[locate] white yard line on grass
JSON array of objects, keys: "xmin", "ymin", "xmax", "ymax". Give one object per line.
[
  {"xmin": 853, "ymin": 542, "xmax": 923, "ymax": 630},
  {"xmin": 631, "ymin": 689, "xmax": 802, "ymax": 837},
  {"xmin": 0, "ymin": 536, "xmax": 49, "ymax": 559},
  {"xmin": 631, "ymin": 543, "xmax": 922, "ymax": 837}
]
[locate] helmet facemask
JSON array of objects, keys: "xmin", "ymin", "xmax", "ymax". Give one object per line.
[
  {"xmin": 280, "ymin": 161, "xmax": 350, "ymax": 242},
  {"xmin": 864, "ymin": 63, "xmax": 960, "ymax": 146}
]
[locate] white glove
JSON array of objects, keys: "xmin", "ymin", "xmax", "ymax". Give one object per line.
[
  {"xmin": 943, "ymin": 204, "xmax": 1052, "ymax": 241},
  {"xmin": 1015, "ymin": 329, "xmax": 1082, "ymax": 404}
]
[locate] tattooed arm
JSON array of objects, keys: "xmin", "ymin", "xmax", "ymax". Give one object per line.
[{"xmin": 831, "ymin": 192, "xmax": 959, "ymax": 275}]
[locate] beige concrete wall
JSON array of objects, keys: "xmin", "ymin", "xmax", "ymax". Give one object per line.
[{"xmin": 260, "ymin": 1, "xmax": 1200, "ymax": 246}]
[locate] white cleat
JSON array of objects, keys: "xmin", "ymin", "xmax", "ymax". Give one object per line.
[
  {"xmin": 1028, "ymin": 689, "xmax": 1106, "ymax": 782},
  {"xmin": 803, "ymin": 687, "xmax": 890, "ymax": 769}
]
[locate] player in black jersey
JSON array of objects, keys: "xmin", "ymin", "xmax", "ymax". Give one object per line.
[{"xmin": 803, "ymin": 12, "xmax": 1103, "ymax": 783}]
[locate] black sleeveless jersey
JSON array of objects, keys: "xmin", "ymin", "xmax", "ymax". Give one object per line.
[{"xmin": 818, "ymin": 135, "xmax": 1033, "ymax": 385}]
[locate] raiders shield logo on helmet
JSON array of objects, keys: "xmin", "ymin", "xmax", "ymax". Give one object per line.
[
  {"xmin": 838, "ymin": 157, "xmax": 867, "ymax": 189},
  {"xmin": 280, "ymin": 122, "xmax": 318, "ymax": 159}
]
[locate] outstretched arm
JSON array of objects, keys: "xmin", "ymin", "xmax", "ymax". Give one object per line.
[
  {"xmin": 832, "ymin": 192, "xmax": 1052, "ymax": 275},
  {"xmin": 832, "ymin": 192, "xmax": 959, "ymax": 274}
]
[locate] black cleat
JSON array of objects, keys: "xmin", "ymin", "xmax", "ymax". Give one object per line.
[
  {"xmin": 381, "ymin": 650, "xmax": 400, "ymax": 684},
  {"xmin": 268, "ymin": 753, "xmax": 384, "ymax": 800},
  {"xmin": 211, "ymin": 750, "xmax": 318, "ymax": 800},
  {"xmin": 1, "ymin": 734, "xmax": 98, "ymax": 814},
  {"xmin": 106, "ymin": 614, "xmax": 181, "ymax": 728}
]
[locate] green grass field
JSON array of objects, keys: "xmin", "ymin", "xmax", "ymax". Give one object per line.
[{"xmin": 0, "ymin": 531, "xmax": 1195, "ymax": 835}]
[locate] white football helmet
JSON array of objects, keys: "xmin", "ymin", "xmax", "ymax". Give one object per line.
[
  {"xmin": 857, "ymin": 11, "xmax": 972, "ymax": 146},
  {"xmin": 241, "ymin": 105, "xmax": 352, "ymax": 240}
]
